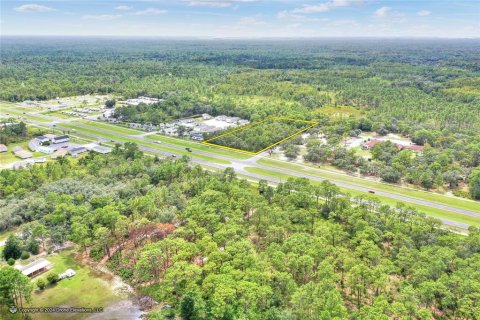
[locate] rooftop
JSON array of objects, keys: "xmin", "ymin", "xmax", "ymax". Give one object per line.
[{"xmin": 16, "ymin": 258, "xmax": 52, "ymax": 276}]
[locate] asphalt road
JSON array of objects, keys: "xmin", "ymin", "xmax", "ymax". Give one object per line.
[{"xmin": 2, "ymin": 105, "xmax": 479, "ymax": 229}]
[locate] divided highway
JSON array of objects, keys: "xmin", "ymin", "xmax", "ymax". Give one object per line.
[{"xmin": 2, "ymin": 104, "xmax": 479, "ymax": 230}]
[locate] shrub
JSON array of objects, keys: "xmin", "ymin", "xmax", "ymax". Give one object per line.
[
  {"xmin": 37, "ymin": 278, "xmax": 46, "ymax": 290},
  {"xmin": 20, "ymin": 251, "xmax": 30, "ymax": 260},
  {"xmin": 7, "ymin": 258, "xmax": 15, "ymax": 266},
  {"xmin": 47, "ymin": 273, "xmax": 59, "ymax": 285}
]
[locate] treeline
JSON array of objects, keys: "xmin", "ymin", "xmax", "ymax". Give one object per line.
[
  {"xmin": 1, "ymin": 147, "xmax": 480, "ymax": 319},
  {"xmin": 0, "ymin": 119, "xmax": 27, "ymax": 145}
]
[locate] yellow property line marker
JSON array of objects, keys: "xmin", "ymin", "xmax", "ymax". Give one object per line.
[{"xmin": 202, "ymin": 116, "xmax": 319, "ymax": 155}]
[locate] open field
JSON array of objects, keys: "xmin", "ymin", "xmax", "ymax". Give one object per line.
[
  {"xmin": 244, "ymin": 167, "xmax": 480, "ymax": 227},
  {"xmin": 258, "ymin": 158, "xmax": 480, "ymax": 214}
]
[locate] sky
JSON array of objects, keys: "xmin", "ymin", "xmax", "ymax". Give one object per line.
[{"xmin": 1, "ymin": 0, "xmax": 479, "ymax": 38}]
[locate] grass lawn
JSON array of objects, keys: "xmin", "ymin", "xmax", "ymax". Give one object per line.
[
  {"xmin": 60, "ymin": 123, "xmax": 231, "ymax": 165},
  {"xmin": 244, "ymin": 166, "xmax": 480, "ymax": 228},
  {"xmin": 258, "ymin": 157, "xmax": 480, "ymax": 214},
  {"xmin": 146, "ymin": 134, "xmax": 252, "ymax": 160},
  {"xmin": 28, "ymin": 250, "xmax": 120, "ymax": 320},
  {"xmin": 0, "ymin": 141, "xmax": 33, "ymax": 166}
]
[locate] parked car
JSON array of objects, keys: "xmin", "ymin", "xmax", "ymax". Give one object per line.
[{"xmin": 186, "ymin": 147, "xmax": 192, "ymax": 152}]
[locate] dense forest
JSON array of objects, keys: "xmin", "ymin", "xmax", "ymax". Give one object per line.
[
  {"xmin": 1, "ymin": 37, "xmax": 478, "ymax": 195},
  {"xmin": 207, "ymin": 119, "xmax": 313, "ymax": 153},
  {"xmin": 1, "ymin": 147, "xmax": 480, "ymax": 319}
]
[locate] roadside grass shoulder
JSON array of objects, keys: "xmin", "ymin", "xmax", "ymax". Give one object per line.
[
  {"xmin": 244, "ymin": 167, "xmax": 480, "ymax": 227},
  {"xmin": 0, "ymin": 106, "xmax": 50, "ymax": 123},
  {"xmin": 258, "ymin": 157, "xmax": 480, "ymax": 214}
]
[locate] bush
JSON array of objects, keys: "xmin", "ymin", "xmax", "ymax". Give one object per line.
[
  {"xmin": 7, "ymin": 258, "xmax": 15, "ymax": 266},
  {"xmin": 37, "ymin": 278, "xmax": 46, "ymax": 290},
  {"xmin": 47, "ymin": 273, "xmax": 59, "ymax": 285},
  {"xmin": 20, "ymin": 251, "xmax": 30, "ymax": 260}
]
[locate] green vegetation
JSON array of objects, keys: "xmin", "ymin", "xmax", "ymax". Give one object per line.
[
  {"xmin": 259, "ymin": 157, "xmax": 480, "ymax": 214},
  {"xmin": 78, "ymin": 120, "xmax": 144, "ymax": 136},
  {"xmin": 206, "ymin": 117, "xmax": 315, "ymax": 153},
  {"xmin": 1, "ymin": 38, "xmax": 479, "ymax": 195},
  {"xmin": 1, "ymin": 38, "xmax": 480, "ymax": 319},
  {"xmin": 29, "ymin": 250, "xmax": 120, "ymax": 320},
  {"xmin": 59, "ymin": 122, "xmax": 231, "ymax": 165},
  {"xmin": 243, "ymin": 166, "xmax": 480, "ymax": 227},
  {"xmin": 146, "ymin": 134, "xmax": 252, "ymax": 160},
  {"xmin": 1, "ymin": 149, "xmax": 480, "ymax": 319}
]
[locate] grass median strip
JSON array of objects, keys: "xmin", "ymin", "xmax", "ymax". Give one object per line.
[
  {"xmin": 244, "ymin": 167, "xmax": 480, "ymax": 227},
  {"xmin": 79, "ymin": 120, "xmax": 145, "ymax": 135},
  {"xmin": 258, "ymin": 157, "xmax": 480, "ymax": 214},
  {"xmin": 60, "ymin": 123, "xmax": 231, "ymax": 165},
  {"xmin": 146, "ymin": 134, "xmax": 252, "ymax": 160},
  {"xmin": 0, "ymin": 106, "xmax": 51, "ymax": 123}
]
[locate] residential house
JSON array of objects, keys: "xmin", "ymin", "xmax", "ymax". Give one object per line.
[
  {"xmin": 362, "ymin": 139, "xmax": 383, "ymax": 150},
  {"xmin": 15, "ymin": 258, "xmax": 52, "ymax": 278},
  {"xmin": 0, "ymin": 144, "xmax": 7, "ymax": 153}
]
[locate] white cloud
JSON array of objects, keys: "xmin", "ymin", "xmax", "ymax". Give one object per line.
[
  {"xmin": 293, "ymin": 0, "xmax": 368, "ymax": 14},
  {"xmin": 374, "ymin": 6, "xmax": 404, "ymax": 19},
  {"xmin": 133, "ymin": 8, "xmax": 167, "ymax": 16},
  {"xmin": 277, "ymin": 10, "xmax": 319, "ymax": 22},
  {"xmin": 115, "ymin": 5, "xmax": 132, "ymax": 11},
  {"xmin": 238, "ymin": 17, "xmax": 267, "ymax": 26},
  {"xmin": 374, "ymin": 6, "xmax": 391, "ymax": 17},
  {"xmin": 14, "ymin": 4, "xmax": 57, "ymax": 13},
  {"xmin": 186, "ymin": 0, "xmax": 257, "ymax": 7},
  {"xmin": 82, "ymin": 14, "xmax": 123, "ymax": 21},
  {"xmin": 417, "ymin": 10, "xmax": 431, "ymax": 17}
]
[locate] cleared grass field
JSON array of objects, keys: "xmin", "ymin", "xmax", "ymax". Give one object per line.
[
  {"xmin": 258, "ymin": 158, "xmax": 480, "ymax": 214},
  {"xmin": 60, "ymin": 123, "xmax": 231, "ymax": 165},
  {"xmin": 244, "ymin": 167, "xmax": 480, "ymax": 227},
  {"xmin": 28, "ymin": 250, "xmax": 120, "ymax": 320}
]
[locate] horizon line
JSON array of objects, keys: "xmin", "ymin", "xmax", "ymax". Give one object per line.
[{"xmin": 2, "ymin": 35, "xmax": 480, "ymax": 40}]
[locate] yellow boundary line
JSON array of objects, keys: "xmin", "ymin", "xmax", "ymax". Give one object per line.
[{"xmin": 202, "ymin": 116, "xmax": 319, "ymax": 155}]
